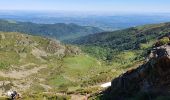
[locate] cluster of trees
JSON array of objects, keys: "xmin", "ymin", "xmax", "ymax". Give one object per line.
[{"xmin": 71, "ymin": 23, "xmax": 170, "ymax": 62}]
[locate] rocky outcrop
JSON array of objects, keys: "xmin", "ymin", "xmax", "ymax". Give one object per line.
[
  {"xmin": 46, "ymin": 40, "xmax": 81, "ymax": 56},
  {"xmin": 102, "ymin": 45, "xmax": 170, "ymax": 100}
]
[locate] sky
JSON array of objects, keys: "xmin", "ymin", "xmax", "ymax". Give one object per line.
[{"xmin": 0, "ymin": 0, "xmax": 170, "ymax": 13}]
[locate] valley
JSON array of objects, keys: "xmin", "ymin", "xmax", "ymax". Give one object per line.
[
  {"xmin": 0, "ymin": 31, "xmax": 121, "ymax": 99},
  {"xmin": 0, "ymin": 0, "xmax": 170, "ymax": 99},
  {"xmin": 0, "ymin": 19, "xmax": 170, "ymax": 100}
]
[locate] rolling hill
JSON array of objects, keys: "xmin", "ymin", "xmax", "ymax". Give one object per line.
[
  {"xmin": 0, "ymin": 32, "xmax": 113, "ymax": 99},
  {"xmin": 70, "ymin": 22, "xmax": 170, "ymax": 61},
  {"xmin": 0, "ymin": 19, "xmax": 103, "ymax": 41},
  {"xmin": 71, "ymin": 22, "xmax": 170, "ymax": 49}
]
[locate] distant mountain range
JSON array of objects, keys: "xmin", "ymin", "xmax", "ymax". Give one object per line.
[
  {"xmin": 0, "ymin": 19, "xmax": 103, "ymax": 41},
  {"xmin": 1, "ymin": 11, "xmax": 170, "ymax": 31}
]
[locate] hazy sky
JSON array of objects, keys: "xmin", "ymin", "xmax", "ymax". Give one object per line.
[{"xmin": 0, "ymin": 0, "xmax": 170, "ymax": 13}]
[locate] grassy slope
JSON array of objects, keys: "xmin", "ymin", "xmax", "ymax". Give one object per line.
[
  {"xmin": 77, "ymin": 23, "xmax": 170, "ymax": 100},
  {"xmin": 63, "ymin": 23, "xmax": 170, "ymax": 95},
  {"xmin": 0, "ymin": 32, "xmax": 114, "ymax": 99},
  {"xmin": 70, "ymin": 22, "xmax": 170, "ymax": 68}
]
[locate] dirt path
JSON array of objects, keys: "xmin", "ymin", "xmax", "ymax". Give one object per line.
[
  {"xmin": 0, "ymin": 66, "xmax": 46, "ymax": 79},
  {"xmin": 70, "ymin": 94, "xmax": 87, "ymax": 100}
]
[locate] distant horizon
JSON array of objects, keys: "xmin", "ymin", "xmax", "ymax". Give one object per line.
[
  {"xmin": 1, "ymin": 9, "xmax": 170, "ymax": 16},
  {"xmin": 0, "ymin": 0, "xmax": 170, "ymax": 14}
]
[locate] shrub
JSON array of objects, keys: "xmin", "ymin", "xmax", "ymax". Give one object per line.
[
  {"xmin": 156, "ymin": 37, "xmax": 170, "ymax": 46},
  {"xmin": 0, "ymin": 62, "xmax": 9, "ymax": 69}
]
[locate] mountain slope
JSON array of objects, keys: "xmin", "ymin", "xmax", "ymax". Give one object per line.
[
  {"xmin": 69, "ymin": 22, "xmax": 170, "ymax": 61},
  {"xmin": 0, "ymin": 19, "xmax": 103, "ymax": 41},
  {"xmin": 98, "ymin": 38, "xmax": 170, "ymax": 100},
  {"xmin": 71, "ymin": 22, "xmax": 170, "ymax": 50},
  {"xmin": 0, "ymin": 32, "xmax": 108, "ymax": 99}
]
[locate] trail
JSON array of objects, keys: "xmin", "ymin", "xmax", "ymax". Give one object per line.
[
  {"xmin": 70, "ymin": 94, "xmax": 87, "ymax": 100},
  {"xmin": 0, "ymin": 66, "xmax": 46, "ymax": 79}
]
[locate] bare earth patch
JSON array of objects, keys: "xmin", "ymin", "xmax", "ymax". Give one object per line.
[{"xmin": 0, "ymin": 66, "xmax": 46, "ymax": 79}]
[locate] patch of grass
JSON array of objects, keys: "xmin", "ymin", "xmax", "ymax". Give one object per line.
[
  {"xmin": 22, "ymin": 92, "xmax": 71, "ymax": 100},
  {"xmin": 111, "ymin": 50, "xmax": 143, "ymax": 69},
  {"xmin": 63, "ymin": 55, "xmax": 102, "ymax": 81},
  {"xmin": 0, "ymin": 51, "xmax": 20, "ymax": 69},
  {"xmin": 0, "ymin": 62, "xmax": 10, "ymax": 69},
  {"xmin": 75, "ymin": 86, "xmax": 102, "ymax": 95},
  {"xmin": 63, "ymin": 55, "xmax": 99, "ymax": 70},
  {"xmin": 29, "ymin": 83, "xmax": 46, "ymax": 93},
  {"xmin": 49, "ymin": 75, "xmax": 72, "ymax": 87}
]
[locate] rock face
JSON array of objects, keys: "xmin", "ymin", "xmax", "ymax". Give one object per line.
[{"xmin": 103, "ymin": 45, "xmax": 170, "ymax": 100}]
